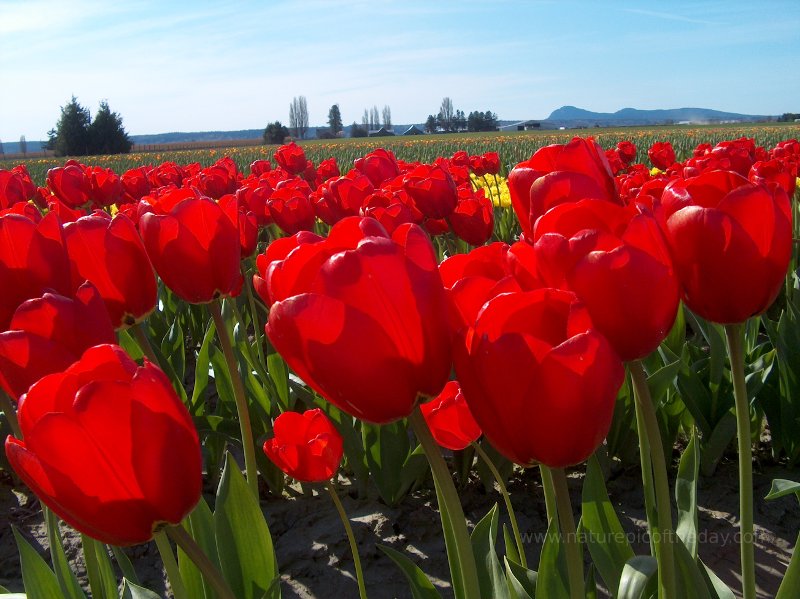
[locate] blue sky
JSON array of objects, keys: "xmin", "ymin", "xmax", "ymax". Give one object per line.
[{"xmin": 1, "ymin": 0, "xmax": 798, "ymax": 140}]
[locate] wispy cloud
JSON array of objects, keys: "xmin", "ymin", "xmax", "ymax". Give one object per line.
[{"xmin": 621, "ymin": 8, "xmax": 718, "ymax": 26}]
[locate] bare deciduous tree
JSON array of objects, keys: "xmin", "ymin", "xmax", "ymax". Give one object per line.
[
  {"xmin": 438, "ymin": 97, "xmax": 455, "ymax": 132},
  {"xmin": 289, "ymin": 96, "xmax": 309, "ymax": 139},
  {"xmin": 382, "ymin": 105, "xmax": 392, "ymax": 129}
]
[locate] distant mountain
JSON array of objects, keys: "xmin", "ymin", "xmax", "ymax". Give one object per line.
[{"xmin": 545, "ymin": 106, "xmax": 770, "ymax": 127}]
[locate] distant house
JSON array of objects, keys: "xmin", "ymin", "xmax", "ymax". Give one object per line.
[
  {"xmin": 402, "ymin": 125, "xmax": 424, "ymax": 136},
  {"xmin": 499, "ymin": 120, "xmax": 541, "ymax": 131},
  {"xmin": 368, "ymin": 127, "xmax": 395, "ymax": 137}
]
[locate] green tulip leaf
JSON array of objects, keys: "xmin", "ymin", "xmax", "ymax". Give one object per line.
[
  {"xmin": 118, "ymin": 328, "xmax": 144, "ymax": 361},
  {"xmin": 215, "ymin": 453, "xmax": 280, "ymax": 599},
  {"xmin": 266, "ymin": 352, "xmax": 290, "ymax": 411},
  {"xmin": 81, "ymin": 535, "xmax": 117, "ymax": 599},
  {"xmin": 675, "ymin": 430, "xmax": 700, "ymax": 558},
  {"xmin": 699, "ymin": 560, "xmax": 735, "ymax": 599},
  {"xmin": 536, "ymin": 517, "xmax": 569, "ymax": 599},
  {"xmin": 161, "ymin": 319, "xmax": 185, "ymax": 382},
  {"xmin": 585, "ymin": 563, "xmax": 599, "ymax": 599},
  {"xmin": 776, "ymin": 530, "xmax": 800, "ymax": 599},
  {"xmin": 765, "ymin": 478, "xmax": 800, "ymax": 502},
  {"xmin": 617, "ymin": 555, "xmax": 657, "ymax": 599},
  {"xmin": 504, "ymin": 556, "xmax": 537, "ymax": 599},
  {"xmin": 362, "ymin": 419, "xmax": 411, "ymax": 505},
  {"xmin": 12, "ymin": 526, "xmax": 62, "ymax": 599},
  {"xmin": 43, "ymin": 510, "xmax": 86, "ymax": 599},
  {"xmin": 580, "ymin": 455, "xmax": 634, "ymax": 593},
  {"xmin": 190, "ymin": 322, "xmax": 216, "ymax": 414},
  {"xmin": 110, "ymin": 545, "xmax": 140, "ymax": 586},
  {"xmin": 470, "ymin": 504, "xmax": 510, "ymax": 599},
  {"xmin": 503, "ymin": 524, "xmax": 520, "ymax": 566},
  {"xmin": 121, "ymin": 579, "xmax": 163, "ymax": 599},
  {"xmin": 179, "ymin": 498, "xmax": 221, "ymax": 599},
  {"xmin": 378, "ymin": 544, "xmax": 443, "ymax": 599},
  {"xmin": 673, "ymin": 536, "xmax": 711, "ymax": 599},
  {"xmin": 699, "ymin": 410, "xmax": 737, "ymax": 477}
]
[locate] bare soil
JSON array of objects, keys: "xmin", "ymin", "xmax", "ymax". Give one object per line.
[{"xmin": 0, "ymin": 454, "xmax": 797, "ymax": 598}]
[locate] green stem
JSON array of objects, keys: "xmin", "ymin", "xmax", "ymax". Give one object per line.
[
  {"xmin": 633, "ymin": 380, "xmax": 659, "ymax": 558},
  {"xmin": 209, "ymin": 300, "xmax": 259, "ymax": 498},
  {"xmin": 549, "ymin": 467, "xmax": 584, "ymax": 599},
  {"xmin": 0, "ymin": 389, "xmax": 21, "ymax": 439},
  {"xmin": 154, "ymin": 530, "xmax": 189, "ymax": 599},
  {"xmin": 539, "ymin": 464, "xmax": 558, "ymax": 527},
  {"xmin": 630, "ymin": 360, "xmax": 676, "ymax": 599},
  {"xmin": 326, "ymin": 482, "xmax": 368, "ymax": 599},
  {"xmin": 133, "ymin": 322, "xmax": 159, "ymax": 365},
  {"xmin": 243, "ymin": 265, "xmax": 267, "ymax": 369},
  {"xmin": 166, "ymin": 525, "xmax": 237, "ymax": 599},
  {"xmin": 724, "ymin": 323, "xmax": 756, "ymax": 599},
  {"xmin": 409, "ymin": 408, "xmax": 481, "ymax": 599},
  {"xmin": 471, "ymin": 441, "xmax": 527, "ymax": 567}
]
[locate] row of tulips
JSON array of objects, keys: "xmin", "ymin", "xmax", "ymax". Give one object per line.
[{"xmin": 0, "ymin": 132, "xmax": 798, "ymax": 599}]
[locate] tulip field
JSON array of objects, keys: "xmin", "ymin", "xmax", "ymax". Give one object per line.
[{"xmin": 1, "ymin": 124, "xmax": 800, "ymax": 599}]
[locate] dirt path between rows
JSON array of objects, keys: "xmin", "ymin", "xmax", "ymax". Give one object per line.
[{"xmin": 1, "ymin": 456, "xmax": 797, "ymax": 598}]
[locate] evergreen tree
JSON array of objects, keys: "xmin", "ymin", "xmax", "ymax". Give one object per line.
[
  {"xmin": 264, "ymin": 121, "xmax": 290, "ymax": 144},
  {"xmin": 48, "ymin": 96, "xmax": 91, "ymax": 156},
  {"xmin": 88, "ymin": 101, "xmax": 132, "ymax": 155},
  {"xmin": 425, "ymin": 115, "xmax": 437, "ymax": 133},
  {"xmin": 19, "ymin": 135, "xmax": 27, "ymax": 155},
  {"xmin": 327, "ymin": 104, "xmax": 343, "ymax": 135},
  {"xmin": 350, "ymin": 122, "xmax": 368, "ymax": 138}
]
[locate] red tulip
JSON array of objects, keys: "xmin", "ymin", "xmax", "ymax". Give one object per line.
[
  {"xmin": 5, "ymin": 344, "xmax": 202, "ymax": 545},
  {"xmin": 219, "ymin": 194, "xmax": 259, "ymax": 258},
  {"xmin": 0, "ymin": 283, "xmax": 115, "ymax": 399},
  {"xmin": 148, "ymin": 161, "xmax": 186, "ymax": 188},
  {"xmin": 647, "ymin": 142, "xmax": 676, "ymax": 171},
  {"xmin": 616, "ymin": 141, "xmax": 637, "ymax": 165},
  {"xmin": 449, "ymin": 186, "xmax": 494, "ymax": 246},
  {"xmin": 353, "ymin": 148, "xmax": 400, "ymax": 187},
  {"xmin": 263, "ymin": 409, "xmax": 343, "ymax": 482},
  {"xmin": 313, "ymin": 172, "xmax": 374, "ymax": 226},
  {"xmin": 120, "ymin": 166, "xmax": 153, "ymax": 204},
  {"xmin": 0, "ymin": 212, "xmax": 71, "ymax": 330},
  {"xmin": 268, "ymin": 179, "xmax": 316, "ymax": 234},
  {"xmin": 139, "ymin": 196, "xmax": 243, "ymax": 303},
  {"xmin": 402, "ymin": 163, "xmax": 458, "ymax": 219},
  {"xmin": 481, "ymin": 152, "xmax": 501, "ymax": 176},
  {"xmin": 316, "ymin": 157, "xmax": 341, "ymax": 183},
  {"xmin": 439, "ymin": 242, "xmax": 529, "ymax": 334},
  {"xmin": 250, "ymin": 159, "xmax": 272, "ymax": 177},
  {"xmin": 532, "ymin": 199, "xmax": 679, "ymax": 361},
  {"xmin": 63, "ymin": 212, "xmax": 158, "ymax": 328},
  {"xmin": 274, "ymin": 142, "xmax": 308, "ymax": 176},
  {"xmin": 420, "ymin": 380, "xmax": 481, "ymax": 451},
  {"xmin": 508, "ymin": 137, "xmax": 619, "ymax": 238},
  {"xmin": 0, "ymin": 168, "xmax": 32, "ymax": 209},
  {"xmin": 360, "ymin": 190, "xmax": 422, "ymax": 235},
  {"xmin": 0, "ymin": 201, "xmax": 41, "ymax": 221},
  {"xmin": 256, "ymin": 216, "xmax": 452, "ymax": 424},
  {"xmin": 454, "ymin": 289, "xmax": 624, "ymax": 468},
  {"xmin": 47, "ymin": 165, "xmax": 91, "ymax": 208},
  {"xmin": 659, "ymin": 170, "xmax": 792, "ymax": 324},
  {"xmin": 86, "ymin": 166, "xmax": 122, "ymax": 207},
  {"xmin": 749, "ymin": 159, "xmax": 797, "ymax": 197}
]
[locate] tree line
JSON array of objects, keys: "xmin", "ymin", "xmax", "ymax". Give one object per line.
[
  {"xmin": 27, "ymin": 94, "xmax": 499, "ymax": 157},
  {"xmin": 264, "ymin": 96, "xmax": 498, "ymax": 144},
  {"xmin": 46, "ymin": 96, "xmax": 132, "ymax": 156}
]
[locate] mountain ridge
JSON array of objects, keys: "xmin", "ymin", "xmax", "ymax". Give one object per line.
[{"xmin": 545, "ymin": 105, "xmax": 769, "ymax": 124}]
